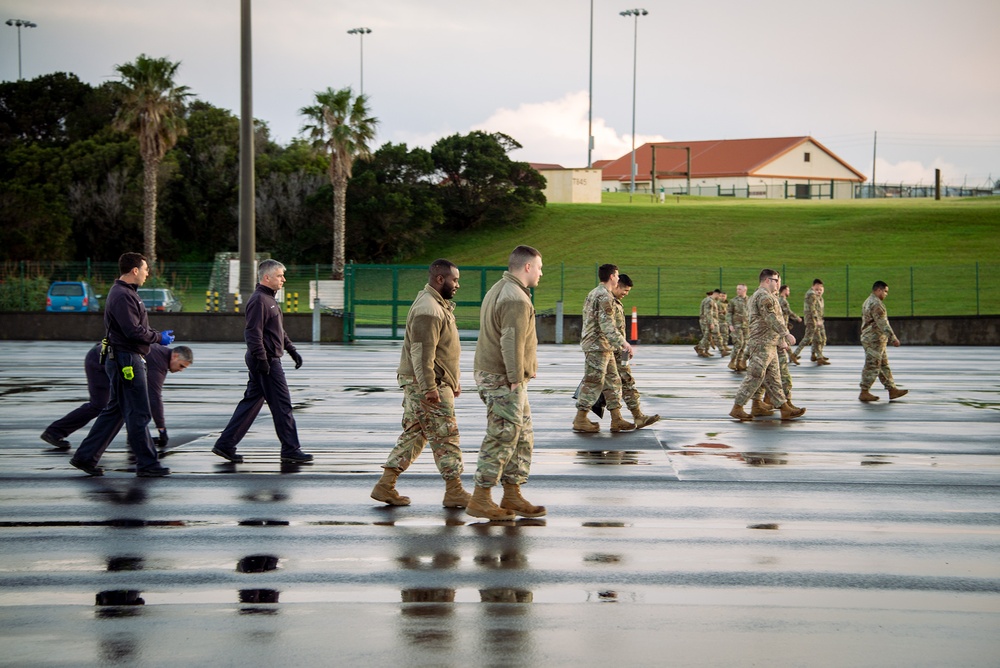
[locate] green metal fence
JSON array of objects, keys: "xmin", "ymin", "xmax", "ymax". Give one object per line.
[{"xmin": 2, "ymin": 261, "xmax": 997, "ymax": 329}]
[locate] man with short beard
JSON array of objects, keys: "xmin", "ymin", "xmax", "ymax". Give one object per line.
[{"xmin": 371, "ymin": 259, "xmax": 471, "ymax": 508}]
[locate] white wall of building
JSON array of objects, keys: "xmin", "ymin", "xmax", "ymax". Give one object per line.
[{"xmin": 540, "ymin": 169, "xmax": 602, "ymax": 203}]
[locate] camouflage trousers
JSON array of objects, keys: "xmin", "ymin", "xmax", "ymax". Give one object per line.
[
  {"xmin": 794, "ymin": 323, "xmax": 827, "ymax": 359},
  {"xmin": 384, "ymin": 377, "xmax": 463, "ymax": 480},
  {"xmin": 577, "ymin": 351, "xmax": 621, "ymax": 411},
  {"xmin": 755, "ymin": 347, "xmax": 793, "ymax": 400},
  {"xmin": 735, "ymin": 343, "xmax": 786, "ymax": 406},
  {"xmin": 603, "ymin": 352, "xmax": 639, "ymax": 411},
  {"xmin": 473, "ymin": 370, "xmax": 533, "ymax": 488},
  {"xmin": 860, "ymin": 337, "xmax": 896, "ymax": 390},
  {"xmin": 713, "ymin": 323, "xmax": 730, "ymax": 350},
  {"xmin": 731, "ymin": 324, "xmax": 748, "ymax": 364},
  {"xmin": 698, "ymin": 320, "xmax": 714, "ymax": 351}
]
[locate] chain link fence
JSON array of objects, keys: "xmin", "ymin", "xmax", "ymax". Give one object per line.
[{"xmin": 2, "ymin": 260, "xmax": 997, "ymax": 319}]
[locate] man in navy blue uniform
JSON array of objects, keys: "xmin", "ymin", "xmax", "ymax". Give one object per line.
[
  {"xmin": 42, "ymin": 343, "xmax": 192, "ymax": 451},
  {"xmin": 212, "ymin": 259, "xmax": 312, "ymax": 464},
  {"xmin": 70, "ymin": 253, "xmax": 175, "ymax": 477}
]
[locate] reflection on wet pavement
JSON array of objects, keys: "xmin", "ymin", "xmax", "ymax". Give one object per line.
[
  {"xmin": 236, "ymin": 555, "xmax": 280, "ymax": 573},
  {"xmin": 575, "ymin": 450, "xmax": 644, "ymax": 465}
]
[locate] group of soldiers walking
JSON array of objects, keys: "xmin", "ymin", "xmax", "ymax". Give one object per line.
[
  {"xmin": 695, "ymin": 272, "xmax": 908, "ymax": 420},
  {"xmin": 51, "ymin": 250, "xmax": 907, "ymax": 521}
]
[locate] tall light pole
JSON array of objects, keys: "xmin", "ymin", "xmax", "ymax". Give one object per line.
[
  {"xmin": 5, "ymin": 18, "xmax": 37, "ymax": 80},
  {"xmin": 347, "ymin": 27, "xmax": 372, "ymax": 96},
  {"xmin": 587, "ymin": 0, "xmax": 594, "ymax": 168},
  {"xmin": 620, "ymin": 8, "xmax": 647, "ymax": 202},
  {"xmin": 238, "ymin": 0, "xmax": 255, "ymax": 303}
]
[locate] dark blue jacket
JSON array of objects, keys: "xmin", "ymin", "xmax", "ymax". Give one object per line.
[
  {"xmin": 245, "ymin": 283, "xmax": 296, "ymax": 361},
  {"xmin": 105, "ymin": 280, "xmax": 159, "ymax": 355},
  {"xmin": 145, "ymin": 343, "xmax": 172, "ymax": 429}
]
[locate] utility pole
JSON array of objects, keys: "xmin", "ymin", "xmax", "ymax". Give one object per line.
[{"xmin": 238, "ymin": 0, "xmax": 256, "ymax": 302}]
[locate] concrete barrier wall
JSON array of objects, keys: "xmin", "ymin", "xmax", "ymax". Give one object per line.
[
  {"xmin": 535, "ymin": 314, "xmax": 1000, "ymax": 346},
  {"xmin": 1, "ymin": 312, "xmax": 996, "ymax": 345},
  {"xmin": 0, "ymin": 312, "xmax": 344, "ymax": 343}
]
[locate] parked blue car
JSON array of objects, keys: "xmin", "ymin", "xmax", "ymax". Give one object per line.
[{"xmin": 46, "ymin": 281, "xmax": 100, "ymax": 312}]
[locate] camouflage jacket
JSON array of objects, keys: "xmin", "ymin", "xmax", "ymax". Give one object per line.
[
  {"xmin": 803, "ymin": 289, "xmax": 824, "ymax": 326},
  {"xmin": 861, "ymin": 293, "xmax": 898, "ymax": 344},
  {"xmin": 747, "ymin": 286, "xmax": 790, "ymax": 347},
  {"xmin": 397, "ymin": 285, "xmax": 460, "ymax": 393},
  {"xmin": 581, "ymin": 284, "xmax": 626, "ymax": 353},
  {"xmin": 726, "ymin": 295, "xmax": 748, "ymax": 327},
  {"xmin": 699, "ymin": 296, "xmax": 715, "ymax": 326},
  {"xmin": 779, "ymin": 295, "xmax": 799, "ymax": 327}
]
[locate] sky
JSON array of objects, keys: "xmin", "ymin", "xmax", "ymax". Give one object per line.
[{"xmin": 2, "ymin": 0, "xmax": 999, "ymax": 187}]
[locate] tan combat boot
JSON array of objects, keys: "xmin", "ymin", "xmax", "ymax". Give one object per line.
[
  {"xmin": 817, "ymin": 358, "xmax": 831, "ymax": 366},
  {"xmin": 442, "ymin": 477, "xmax": 472, "ymax": 508},
  {"xmin": 500, "ymin": 483, "xmax": 547, "ymax": 518},
  {"xmin": 609, "ymin": 408, "xmax": 636, "ymax": 432},
  {"xmin": 888, "ymin": 388, "xmax": 908, "ymax": 400},
  {"xmin": 371, "ymin": 467, "xmax": 410, "ymax": 506},
  {"xmin": 737, "ymin": 358, "xmax": 747, "ymax": 371},
  {"xmin": 630, "ymin": 406, "xmax": 661, "ymax": 428},
  {"xmin": 789, "ymin": 352, "xmax": 800, "ymax": 366},
  {"xmin": 466, "ymin": 486, "xmax": 516, "ymax": 521},
  {"xmin": 859, "ymin": 389, "xmax": 879, "ymax": 402},
  {"xmin": 573, "ymin": 409, "xmax": 600, "ymax": 433},
  {"xmin": 751, "ymin": 399, "xmax": 775, "ymax": 417},
  {"xmin": 779, "ymin": 402, "xmax": 806, "ymax": 420},
  {"xmin": 727, "ymin": 357, "xmax": 738, "ymax": 371},
  {"xmin": 729, "ymin": 403, "xmax": 753, "ymax": 421}
]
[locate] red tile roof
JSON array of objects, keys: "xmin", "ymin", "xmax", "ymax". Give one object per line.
[
  {"xmin": 529, "ymin": 162, "xmax": 565, "ymax": 171},
  {"xmin": 599, "ymin": 136, "xmax": 865, "ymax": 182}
]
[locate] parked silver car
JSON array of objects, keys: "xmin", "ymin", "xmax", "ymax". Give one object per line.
[{"xmin": 137, "ymin": 288, "xmax": 183, "ymax": 313}]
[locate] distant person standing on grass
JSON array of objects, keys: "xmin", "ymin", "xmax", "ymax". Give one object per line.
[
  {"xmin": 69, "ymin": 252, "xmax": 174, "ymax": 478},
  {"xmin": 211, "ymin": 259, "xmax": 312, "ymax": 465},
  {"xmin": 858, "ymin": 281, "xmax": 908, "ymax": 403}
]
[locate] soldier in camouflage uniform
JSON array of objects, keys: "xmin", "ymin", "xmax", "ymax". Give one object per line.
[
  {"xmin": 729, "ymin": 269, "xmax": 806, "ymax": 422},
  {"xmin": 765, "ymin": 284, "xmax": 802, "ymax": 404},
  {"xmin": 726, "ymin": 284, "xmax": 749, "ymax": 372},
  {"xmin": 695, "ymin": 290, "xmax": 719, "ymax": 357},
  {"xmin": 780, "ymin": 284, "xmax": 804, "ymax": 365},
  {"xmin": 713, "ymin": 291, "xmax": 731, "ymax": 356},
  {"xmin": 859, "ymin": 281, "xmax": 908, "ymax": 403},
  {"xmin": 601, "ymin": 274, "xmax": 660, "ymax": 428},
  {"xmin": 467, "ymin": 246, "xmax": 546, "ymax": 521},
  {"xmin": 793, "ymin": 279, "xmax": 828, "ymax": 365},
  {"xmin": 372, "ymin": 260, "xmax": 471, "ymax": 508},
  {"xmin": 574, "ymin": 264, "xmax": 635, "ymax": 433}
]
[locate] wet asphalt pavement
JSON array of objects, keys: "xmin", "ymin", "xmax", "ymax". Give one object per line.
[{"xmin": 0, "ymin": 340, "xmax": 998, "ymax": 667}]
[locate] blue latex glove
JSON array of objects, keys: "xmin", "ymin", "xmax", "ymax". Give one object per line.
[{"xmin": 159, "ymin": 330, "xmax": 175, "ymax": 345}]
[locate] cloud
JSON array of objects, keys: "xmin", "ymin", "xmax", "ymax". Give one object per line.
[
  {"xmin": 873, "ymin": 157, "xmax": 962, "ymax": 186},
  {"xmin": 391, "ymin": 91, "xmax": 667, "ymax": 168},
  {"xmin": 472, "ymin": 91, "xmax": 667, "ymax": 168}
]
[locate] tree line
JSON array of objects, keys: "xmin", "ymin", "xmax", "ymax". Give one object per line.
[{"xmin": 0, "ymin": 59, "xmax": 546, "ymax": 275}]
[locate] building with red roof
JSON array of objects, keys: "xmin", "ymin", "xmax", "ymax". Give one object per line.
[{"xmin": 600, "ymin": 136, "xmax": 866, "ymax": 199}]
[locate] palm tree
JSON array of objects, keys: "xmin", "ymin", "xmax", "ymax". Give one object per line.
[
  {"xmin": 299, "ymin": 87, "xmax": 378, "ymax": 279},
  {"xmin": 112, "ymin": 54, "xmax": 191, "ymax": 268}
]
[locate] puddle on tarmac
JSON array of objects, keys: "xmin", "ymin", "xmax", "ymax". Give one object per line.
[{"xmin": 574, "ymin": 450, "xmax": 646, "ymax": 465}]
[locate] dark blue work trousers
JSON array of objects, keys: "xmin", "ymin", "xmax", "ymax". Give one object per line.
[
  {"xmin": 46, "ymin": 363, "xmax": 111, "ymax": 439},
  {"xmin": 74, "ymin": 351, "xmax": 161, "ymax": 471},
  {"xmin": 214, "ymin": 353, "xmax": 301, "ymax": 455}
]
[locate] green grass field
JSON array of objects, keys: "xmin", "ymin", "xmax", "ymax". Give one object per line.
[{"xmin": 403, "ymin": 195, "xmax": 1000, "ymax": 317}]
